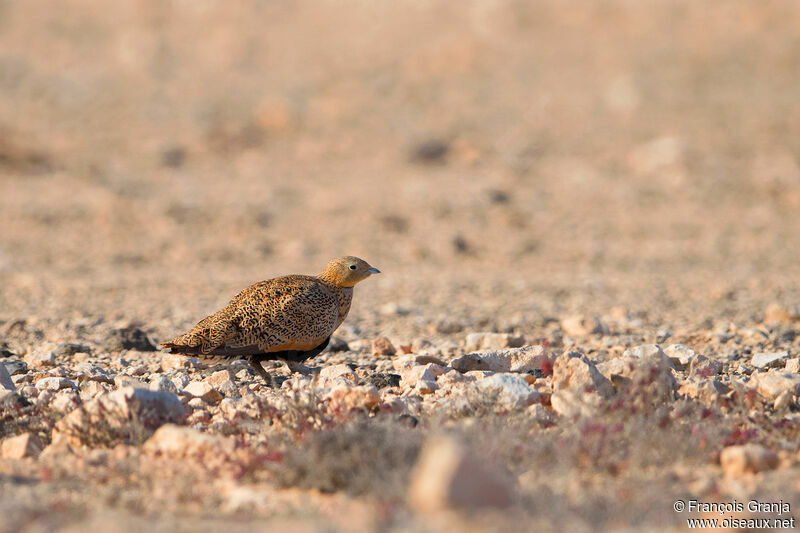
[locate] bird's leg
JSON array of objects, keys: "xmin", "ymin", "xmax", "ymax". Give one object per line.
[
  {"xmin": 282, "ymin": 338, "xmax": 330, "ymax": 375},
  {"xmin": 249, "ymin": 358, "xmax": 278, "ymax": 388},
  {"xmin": 284, "ymin": 358, "xmax": 314, "ymax": 376}
]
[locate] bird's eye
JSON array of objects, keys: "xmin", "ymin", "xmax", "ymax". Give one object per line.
[{"xmin": 349, "ymin": 265, "xmax": 357, "ymax": 270}]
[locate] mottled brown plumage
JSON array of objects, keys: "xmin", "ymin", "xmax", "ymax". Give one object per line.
[{"xmin": 160, "ymin": 256, "xmax": 379, "ymax": 383}]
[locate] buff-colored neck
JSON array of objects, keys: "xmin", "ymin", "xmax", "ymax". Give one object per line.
[{"xmin": 318, "ymin": 268, "xmax": 352, "ymax": 288}]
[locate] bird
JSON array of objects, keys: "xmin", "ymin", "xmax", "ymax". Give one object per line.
[{"xmin": 160, "ymin": 256, "xmax": 380, "ymax": 385}]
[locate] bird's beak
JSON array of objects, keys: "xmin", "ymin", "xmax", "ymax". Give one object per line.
[{"xmin": 368, "ymin": 267, "xmax": 381, "ymax": 274}]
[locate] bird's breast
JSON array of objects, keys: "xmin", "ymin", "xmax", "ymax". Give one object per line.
[{"xmin": 337, "ymin": 287, "xmax": 354, "ymax": 325}]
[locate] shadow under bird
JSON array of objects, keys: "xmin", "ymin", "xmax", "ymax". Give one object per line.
[{"xmin": 160, "ymin": 256, "xmax": 380, "ymax": 384}]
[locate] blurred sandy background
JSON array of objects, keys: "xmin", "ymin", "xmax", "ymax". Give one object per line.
[{"xmin": 3, "ymin": 0, "xmax": 800, "ymax": 338}]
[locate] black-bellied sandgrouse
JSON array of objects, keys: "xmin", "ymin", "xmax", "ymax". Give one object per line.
[{"xmin": 160, "ymin": 256, "xmax": 380, "ymax": 384}]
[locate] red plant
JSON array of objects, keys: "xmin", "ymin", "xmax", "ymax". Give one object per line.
[
  {"xmin": 723, "ymin": 427, "xmax": 758, "ymax": 446},
  {"xmin": 540, "ymin": 357, "xmax": 553, "ymax": 377}
]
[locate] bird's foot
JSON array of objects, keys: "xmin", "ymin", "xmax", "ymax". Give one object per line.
[
  {"xmin": 285, "ymin": 361, "xmax": 319, "ymax": 376},
  {"xmin": 250, "ymin": 359, "xmax": 280, "ymax": 388}
]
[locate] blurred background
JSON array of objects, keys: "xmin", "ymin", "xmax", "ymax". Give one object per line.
[{"xmin": 1, "ymin": 0, "xmax": 800, "ymax": 336}]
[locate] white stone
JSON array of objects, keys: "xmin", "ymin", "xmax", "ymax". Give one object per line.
[
  {"xmin": 401, "ymin": 363, "xmax": 447, "ymax": 392},
  {"xmin": 0, "ymin": 363, "xmax": 15, "ymax": 391},
  {"xmin": 689, "ymin": 355, "xmax": 723, "ymax": 378},
  {"xmin": 720, "ymin": 444, "xmax": 778, "ymax": 476},
  {"xmin": 319, "ymin": 364, "xmax": 357, "ymax": 382},
  {"xmin": 450, "ymin": 345, "xmax": 545, "ymax": 373},
  {"xmin": 171, "ymin": 373, "xmax": 190, "ymax": 391},
  {"xmin": 550, "ymin": 389, "xmax": 605, "ymax": 418},
  {"xmin": 677, "ymin": 378, "xmax": 730, "ymax": 406},
  {"xmin": 74, "ymin": 363, "xmax": 114, "ymax": 384},
  {"xmin": 203, "ymin": 370, "xmax": 238, "ymax": 397},
  {"xmin": 436, "ymin": 370, "xmax": 472, "ymax": 387},
  {"xmin": 751, "ymin": 371, "xmax": 800, "ymax": 400},
  {"xmin": 104, "ymin": 386, "xmax": 185, "ymax": 422},
  {"xmin": 144, "ymin": 424, "xmax": 232, "ymax": 458},
  {"xmin": 774, "ymin": 390, "xmax": 793, "ymax": 410},
  {"xmin": 598, "ymin": 348, "xmax": 676, "ymax": 401},
  {"xmin": 35, "ymin": 389, "xmax": 54, "ymax": 406},
  {"xmin": 161, "ymin": 353, "xmax": 198, "ymax": 371},
  {"xmin": 465, "ymin": 370, "xmax": 494, "ymax": 380},
  {"xmin": 149, "ymin": 376, "xmax": 178, "ymax": 394},
  {"xmin": 80, "ymin": 380, "xmax": 109, "ymax": 399},
  {"xmin": 187, "ymin": 398, "xmax": 205, "ymax": 409},
  {"xmin": 35, "ymin": 377, "xmax": 77, "ymax": 391},
  {"xmin": 3, "ymin": 360, "xmax": 27, "ymax": 376},
  {"xmin": 475, "ymin": 373, "xmax": 540, "ymax": 409},
  {"xmin": 325, "ymin": 384, "xmax": 380, "ymax": 411},
  {"xmin": 416, "ymin": 379, "xmax": 438, "ymax": 394},
  {"xmin": 553, "ymin": 352, "xmax": 614, "ymax": 398},
  {"xmin": 0, "ymin": 389, "xmax": 23, "ymax": 408},
  {"xmin": 1, "ymin": 433, "xmax": 43, "ymax": 459},
  {"xmin": 662, "ymin": 344, "xmax": 696, "ymax": 367},
  {"xmin": 622, "ymin": 344, "xmax": 675, "ymax": 369},
  {"xmin": 219, "ymin": 397, "xmax": 260, "ymax": 419},
  {"xmin": 392, "ymin": 355, "xmax": 418, "ymax": 372},
  {"xmin": 204, "ymin": 369, "xmax": 234, "ymax": 387},
  {"xmin": 526, "ymin": 403, "xmax": 552, "ymax": 424},
  {"xmin": 751, "ymin": 351, "xmax": 789, "ymax": 369},
  {"xmin": 51, "ymin": 390, "xmax": 81, "ymax": 413},
  {"xmin": 114, "ymin": 375, "xmax": 146, "ymax": 389},
  {"xmin": 184, "ymin": 381, "xmax": 223, "ymax": 403},
  {"xmin": 25, "ymin": 347, "xmax": 55, "ymax": 368},
  {"xmin": 408, "ymin": 436, "xmax": 513, "ymax": 512}
]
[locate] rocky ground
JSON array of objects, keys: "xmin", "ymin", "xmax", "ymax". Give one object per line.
[
  {"xmin": 3, "ymin": 310, "xmax": 800, "ymax": 532},
  {"xmin": 3, "ymin": 1, "xmax": 800, "ymax": 531}
]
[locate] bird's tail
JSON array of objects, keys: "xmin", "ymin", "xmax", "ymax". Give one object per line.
[{"xmin": 159, "ymin": 333, "xmax": 203, "ymax": 355}]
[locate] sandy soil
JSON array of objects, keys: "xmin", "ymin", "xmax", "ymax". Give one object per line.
[{"xmin": 2, "ymin": 1, "xmax": 800, "ymax": 531}]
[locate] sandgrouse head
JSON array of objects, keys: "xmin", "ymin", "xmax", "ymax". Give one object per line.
[{"xmin": 320, "ymin": 256, "xmax": 380, "ymax": 287}]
